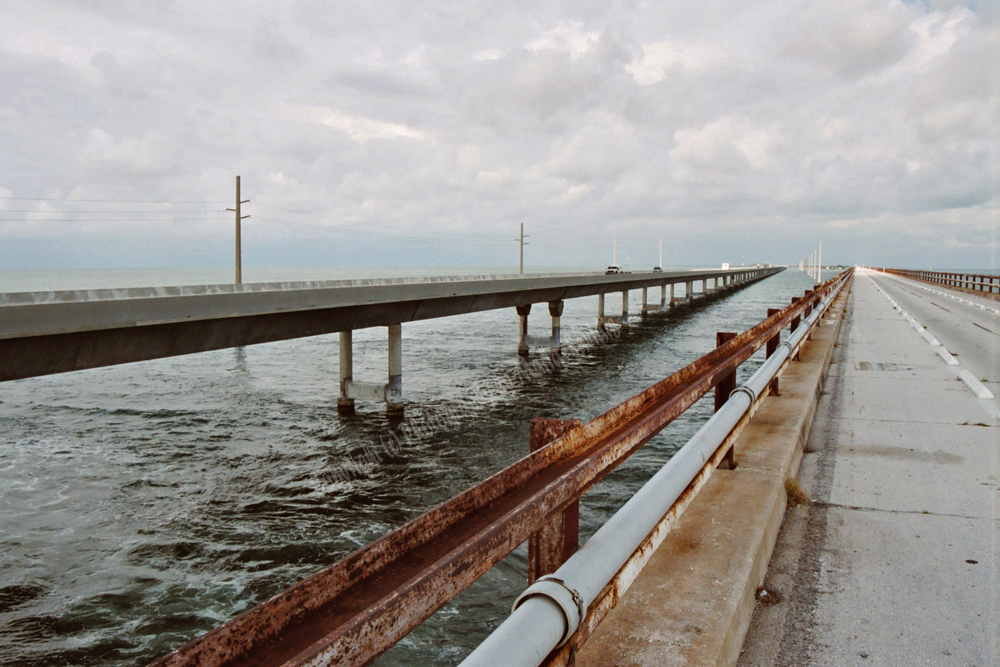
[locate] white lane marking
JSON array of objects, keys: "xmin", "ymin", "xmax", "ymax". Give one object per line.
[
  {"xmin": 921, "ymin": 331, "xmax": 941, "ymax": 346},
  {"xmin": 867, "ymin": 276, "xmax": 993, "ymax": 399},
  {"xmin": 880, "ymin": 273, "xmax": 1000, "ymax": 316},
  {"xmin": 936, "ymin": 346, "xmax": 960, "ymax": 366},
  {"xmin": 958, "ymin": 369, "xmax": 995, "ymax": 399}
]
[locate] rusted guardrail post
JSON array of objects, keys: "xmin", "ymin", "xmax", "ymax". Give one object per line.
[
  {"xmin": 804, "ymin": 289, "xmax": 817, "ymax": 340},
  {"xmin": 790, "ymin": 298, "xmax": 802, "ymax": 360},
  {"xmin": 528, "ymin": 417, "xmax": 583, "ymax": 584},
  {"xmin": 715, "ymin": 332, "xmax": 738, "ymax": 469},
  {"xmin": 766, "ymin": 308, "xmax": 781, "ymax": 395}
]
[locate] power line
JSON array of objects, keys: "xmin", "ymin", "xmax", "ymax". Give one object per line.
[
  {"xmin": 0, "ymin": 195, "xmax": 228, "ymax": 204},
  {"xmin": 0, "ymin": 209, "xmax": 223, "ymax": 213},
  {"xmin": 254, "ymin": 203, "xmax": 512, "ymax": 240},
  {"xmin": 253, "ymin": 215, "xmax": 513, "ymax": 248},
  {"xmin": 0, "ymin": 217, "xmax": 227, "ymax": 223},
  {"xmin": 252, "ymin": 204, "xmax": 597, "ymax": 250}
]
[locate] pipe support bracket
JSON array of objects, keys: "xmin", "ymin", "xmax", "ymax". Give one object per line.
[
  {"xmin": 512, "ymin": 576, "xmax": 584, "ymax": 647},
  {"xmin": 729, "ymin": 385, "xmax": 757, "ymax": 404}
]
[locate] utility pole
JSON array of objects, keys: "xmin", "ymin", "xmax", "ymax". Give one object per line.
[
  {"xmin": 517, "ymin": 223, "xmax": 529, "ymax": 274},
  {"xmin": 226, "ymin": 175, "xmax": 250, "ymax": 284},
  {"xmin": 613, "ymin": 230, "xmax": 617, "ymax": 266},
  {"xmin": 818, "ymin": 242, "xmax": 822, "ymax": 281},
  {"xmin": 659, "ymin": 238, "xmax": 663, "ymax": 268}
]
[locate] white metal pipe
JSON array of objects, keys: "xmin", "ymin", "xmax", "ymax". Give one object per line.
[{"xmin": 460, "ymin": 280, "xmax": 844, "ymax": 667}]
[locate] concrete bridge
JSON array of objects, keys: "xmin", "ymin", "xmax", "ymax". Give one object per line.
[
  {"xmin": 0, "ymin": 265, "xmax": 779, "ymax": 415},
  {"xmin": 4, "ymin": 265, "xmax": 993, "ymax": 666},
  {"xmin": 121, "ymin": 267, "xmax": 996, "ymax": 667}
]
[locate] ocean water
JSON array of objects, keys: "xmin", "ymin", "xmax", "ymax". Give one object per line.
[{"xmin": 0, "ymin": 267, "xmax": 830, "ymax": 666}]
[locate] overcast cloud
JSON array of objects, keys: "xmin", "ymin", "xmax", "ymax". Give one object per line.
[{"xmin": 1, "ymin": 0, "xmax": 997, "ymax": 271}]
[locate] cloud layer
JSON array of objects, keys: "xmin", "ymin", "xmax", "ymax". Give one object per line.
[{"xmin": 1, "ymin": 0, "xmax": 997, "ymax": 270}]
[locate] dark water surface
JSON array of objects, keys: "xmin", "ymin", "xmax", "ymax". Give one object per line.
[{"xmin": 0, "ymin": 267, "xmax": 828, "ymax": 666}]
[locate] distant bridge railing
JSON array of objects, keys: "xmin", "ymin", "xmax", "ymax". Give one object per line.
[
  {"xmin": 883, "ymin": 268, "xmax": 999, "ymax": 296},
  {"xmin": 148, "ymin": 269, "xmax": 853, "ymax": 667}
]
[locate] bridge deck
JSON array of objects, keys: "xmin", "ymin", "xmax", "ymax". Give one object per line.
[
  {"xmin": 0, "ymin": 267, "xmax": 779, "ymax": 382},
  {"xmin": 739, "ymin": 271, "xmax": 999, "ymax": 666}
]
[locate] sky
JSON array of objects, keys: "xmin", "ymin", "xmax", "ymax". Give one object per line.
[{"xmin": 0, "ymin": 0, "xmax": 997, "ymax": 272}]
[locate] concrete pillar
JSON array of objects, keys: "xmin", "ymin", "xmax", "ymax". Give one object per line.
[
  {"xmin": 621, "ymin": 290, "xmax": 630, "ymax": 329},
  {"xmin": 598, "ymin": 293, "xmax": 606, "ymax": 330},
  {"xmin": 669, "ymin": 283, "xmax": 676, "ymax": 306},
  {"xmin": 642, "ymin": 287, "xmax": 648, "ymax": 313},
  {"xmin": 338, "ymin": 330, "xmax": 355, "ymax": 415},
  {"xmin": 660, "ymin": 284, "xmax": 667, "ymax": 308},
  {"xmin": 686, "ymin": 280, "xmax": 693, "ymax": 302},
  {"xmin": 386, "ymin": 323, "xmax": 403, "ymax": 417},
  {"xmin": 549, "ymin": 301, "xmax": 563, "ymax": 347},
  {"xmin": 517, "ymin": 304, "xmax": 532, "ymax": 356}
]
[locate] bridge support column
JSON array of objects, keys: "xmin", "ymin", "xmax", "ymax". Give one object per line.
[
  {"xmin": 621, "ymin": 290, "xmax": 630, "ymax": 329},
  {"xmin": 642, "ymin": 286, "xmax": 667, "ymax": 315},
  {"xmin": 549, "ymin": 301, "xmax": 563, "ymax": 349},
  {"xmin": 670, "ymin": 283, "xmax": 683, "ymax": 306},
  {"xmin": 386, "ymin": 324, "xmax": 403, "ymax": 417},
  {"xmin": 686, "ymin": 280, "xmax": 693, "ymax": 303},
  {"xmin": 517, "ymin": 304, "xmax": 531, "ymax": 356},
  {"xmin": 338, "ymin": 331, "xmax": 355, "ymax": 415},
  {"xmin": 338, "ymin": 325, "xmax": 403, "ymax": 417},
  {"xmin": 661, "ymin": 284, "xmax": 667, "ymax": 309}
]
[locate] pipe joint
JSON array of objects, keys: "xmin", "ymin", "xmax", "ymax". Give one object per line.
[
  {"xmin": 729, "ymin": 385, "xmax": 757, "ymax": 404},
  {"xmin": 512, "ymin": 576, "xmax": 584, "ymax": 648}
]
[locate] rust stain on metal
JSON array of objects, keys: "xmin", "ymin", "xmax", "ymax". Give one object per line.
[
  {"xmin": 148, "ymin": 272, "xmax": 852, "ymax": 667},
  {"xmin": 529, "ymin": 418, "xmax": 583, "ymax": 584}
]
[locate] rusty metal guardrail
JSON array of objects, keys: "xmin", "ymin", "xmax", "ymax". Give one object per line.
[
  {"xmin": 461, "ymin": 269, "xmax": 851, "ymax": 666},
  {"xmin": 882, "ymin": 268, "xmax": 999, "ymax": 295},
  {"xmin": 148, "ymin": 269, "xmax": 853, "ymax": 667}
]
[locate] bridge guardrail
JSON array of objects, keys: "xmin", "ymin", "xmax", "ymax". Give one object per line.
[
  {"xmin": 149, "ymin": 270, "xmax": 853, "ymax": 667},
  {"xmin": 882, "ymin": 268, "xmax": 999, "ymax": 295}
]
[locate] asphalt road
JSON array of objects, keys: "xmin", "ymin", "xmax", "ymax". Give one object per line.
[{"xmin": 738, "ymin": 270, "xmax": 999, "ymax": 667}]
